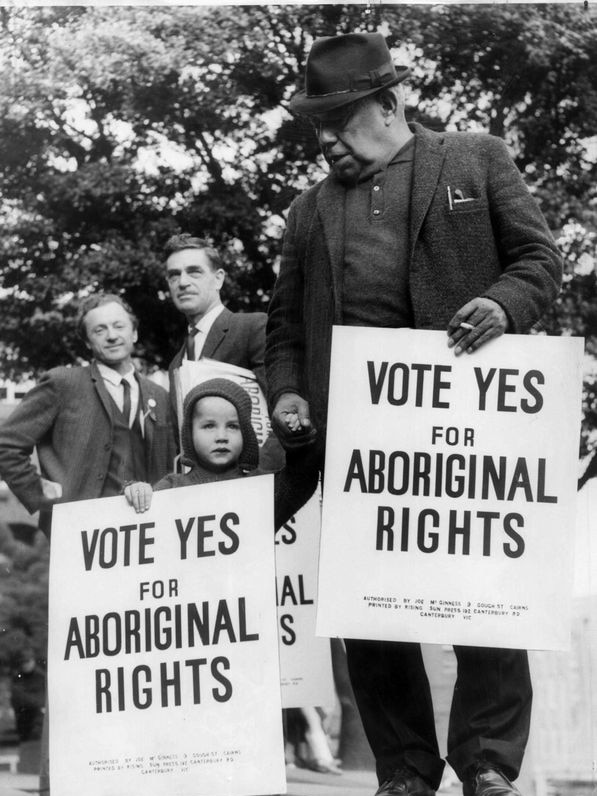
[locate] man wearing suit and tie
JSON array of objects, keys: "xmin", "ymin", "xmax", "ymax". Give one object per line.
[
  {"xmin": 165, "ymin": 233, "xmax": 284, "ymax": 470},
  {"xmin": 0, "ymin": 293, "xmax": 175, "ymax": 537},
  {"xmin": 0, "ymin": 292, "xmax": 175, "ymax": 795},
  {"xmin": 265, "ymin": 32, "xmax": 562, "ymax": 796},
  {"xmin": 166, "ymin": 233, "xmax": 266, "ymax": 388}
]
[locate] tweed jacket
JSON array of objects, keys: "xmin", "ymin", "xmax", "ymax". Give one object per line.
[
  {"xmin": 0, "ymin": 361, "xmax": 176, "ymax": 521},
  {"xmin": 168, "ymin": 306, "xmax": 267, "ymax": 408},
  {"xmin": 265, "ymin": 123, "xmax": 562, "ymax": 441}
]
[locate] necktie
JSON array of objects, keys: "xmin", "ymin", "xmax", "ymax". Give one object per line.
[
  {"xmin": 121, "ymin": 378, "xmax": 132, "ymax": 428},
  {"xmin": 186, "ymin": 326, "xmax": 199, "ymax": 361}
]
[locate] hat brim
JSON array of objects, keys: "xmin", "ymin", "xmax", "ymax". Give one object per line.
[{"xmin": 289, "ymin": 65, "xmax": 411, "ymax": 117}]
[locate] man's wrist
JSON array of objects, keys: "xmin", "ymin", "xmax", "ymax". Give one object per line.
[{"xmin": 270, "ymin": 387, "xmax": 303, "ymax": 411}]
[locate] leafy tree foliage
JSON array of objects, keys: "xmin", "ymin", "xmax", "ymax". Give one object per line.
[
  {"xmin": 0, "ymin": 4, "xmax": 348, "ymax": 372},
  {"xmin": 0, "ymin": 4, "xmax": 596, "ymax": 444}
]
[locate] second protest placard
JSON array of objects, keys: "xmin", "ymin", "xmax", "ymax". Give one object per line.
[
  {"xmin": 48, "ymin": 475, "xmax": 285, "ymax": 796},
  {"xmin": 316, "ymin": 327, "xmax": 583, "ymax": 651},
  {"xmin": 275, "ymin": 490, "xmax": 335, "ymax": 708}
]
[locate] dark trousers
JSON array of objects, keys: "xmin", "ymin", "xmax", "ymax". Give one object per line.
[{"xmin": 344, "ymin": 639, "xmax": 532, "ymax": 791}]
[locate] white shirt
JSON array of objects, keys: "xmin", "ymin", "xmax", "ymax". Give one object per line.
[
  {"xmin": 187, "ymin": 303, "xmax": 225, "ymax": 360},
  {"xmin": 96, "ymin": 362, "xmax": 140, "ymax": 429}
]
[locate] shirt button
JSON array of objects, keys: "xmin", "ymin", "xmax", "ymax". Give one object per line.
[{"xmin": 373, "ymin": 185, "xmax": 380, "ymax": 192}]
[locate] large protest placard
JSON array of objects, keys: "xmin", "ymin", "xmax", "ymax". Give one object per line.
[
  {"xmin": 316, "ymin": 328, "xmax": 584, "ymax": 651},
  {"xmin": 48, "ymin": 476, "xmax": 286, "ymax": 796},
  {"xmin": 275, "ymin": 490, "xmax": 335, "ymax": 708}
]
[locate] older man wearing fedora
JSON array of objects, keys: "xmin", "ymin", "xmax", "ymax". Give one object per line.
[{"xmin": 265, "ymin": 32, "xmax": 562, "ymax": 796}]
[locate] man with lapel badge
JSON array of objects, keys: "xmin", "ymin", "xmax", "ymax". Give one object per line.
[
  {"xmin": 0, "ymin": 293, "xmax": 176, "ymax": 538},
  {"xmin": 0, "ymin": 292, "xmax": 175, "ymax": 796},
  {"xmin": 265, "ymin": 32, "xmax": 563, "ymax": 796}
]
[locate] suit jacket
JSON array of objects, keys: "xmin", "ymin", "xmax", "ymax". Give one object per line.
[
  {"xmin": 168, "ymin": 306, "xmax": 267, "ymax": 419},
  {"xmin": 0, "ymin": 362, "xmax": 176, "ymax": 523},
  {"xmin": 265, "ymin": 123, "xmax": 563, "ymax": 442},
  {"xmin": 169, "ymin": 306, "xmax": 266, "ymax": 381},
  {"xmin": 168, "ymin": 306, "xmax": 286, "ymax": 471}
]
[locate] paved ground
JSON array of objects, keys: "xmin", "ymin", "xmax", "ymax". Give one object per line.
[
  {"xmin": 0, "ymin": 767, "xmax": 376, "ymax": 796},
  {"xmin": 287, "ymin": 765, "xmax": 376, "ymax": 796},
  {"xmin": 0, "ymin": 769, "xmax": 39, "ymax": 796},
  {"xmin": 0, "ymin": 764, "xmax": 465, "ymax": 796}
]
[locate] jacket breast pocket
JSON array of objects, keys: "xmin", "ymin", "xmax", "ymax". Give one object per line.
[
  {"xmin": 449, "ymin": 199, "xmax": 488, "ymax": 214},
  {"xmin": 446, "ymin": 202, "xmax": 491, "ymax": 242}
]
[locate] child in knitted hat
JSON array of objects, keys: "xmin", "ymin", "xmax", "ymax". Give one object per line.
[{"xmin": 125, "ymin": 377, "xmax": 318, "ymax": 529}]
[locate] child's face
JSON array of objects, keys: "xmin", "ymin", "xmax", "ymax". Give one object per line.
[{"xmin": 191, "ymin": 396, "xmax": 243, "ymax": 472}]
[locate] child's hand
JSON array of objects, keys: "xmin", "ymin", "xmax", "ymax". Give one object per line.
[{"xmin": 124, "ymin": 482, "xmax": 153, "ymax": 513}]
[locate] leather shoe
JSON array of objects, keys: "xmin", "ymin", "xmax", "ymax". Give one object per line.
[
  {"xmin": 463, "ymin": 764, "xmax": 522, "ymax": 796},
  {"xmin": 375, "ymin": 767, "xmax": 436, "ymax": 795}
]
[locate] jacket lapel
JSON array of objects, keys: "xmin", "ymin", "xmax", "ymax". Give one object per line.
[
  {"xmin": 409, "ymin": 123, "xmax": 446, "ymax": 260},
  {"xmin": 316, "ymin": 178, "xmax": 346, "ymax": 323},
  {"xmin": 201, "ymin": 307, "xmax": 231, "ymax": 359},
  {"xmin": 137, "ymin": 376, "xmax": 155, "ymax": 453},
  {"xmin": 90, "ymin": 361, "xmax": 114, "ymax": 423},
  {"xmin": 170, "ymin": 343, "xmax": 184, "ymax": 371}
]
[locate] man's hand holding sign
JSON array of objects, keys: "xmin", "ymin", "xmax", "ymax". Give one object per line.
[{"xmin": 447, "ymin": 297, "xmax": 510, "ymax": 356}]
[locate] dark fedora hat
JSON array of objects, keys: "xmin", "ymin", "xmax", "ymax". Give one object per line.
[{"xmin": 289, "ymin": 32, "xmax": 410, "ymax": 116}]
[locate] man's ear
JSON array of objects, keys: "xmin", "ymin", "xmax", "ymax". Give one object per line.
[{"xmin": 378, "ymin": 89, "xmax": 398, "ymax": 119}]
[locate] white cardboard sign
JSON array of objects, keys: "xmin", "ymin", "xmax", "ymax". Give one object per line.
[
  {"xmin": 48, "ymin": 476, "xmax": 286, "ymax": 796},
  {"xmin": 316, "ymin": 328, "xmax": 583, "ymax": 651},
  {"xmin": 275, "ymin": 490, "xmax": 335, "ymax": 708}
]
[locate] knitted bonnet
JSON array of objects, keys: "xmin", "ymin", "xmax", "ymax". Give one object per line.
[{"xmin": 181, "ymin": 377, "xmax": 259, "ymax": 471}]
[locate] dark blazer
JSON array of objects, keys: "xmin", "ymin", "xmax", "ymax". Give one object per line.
[
  {"xmin": 168, "ymin": 306, "xmax": 285, "ymax": 470},
  {"xmin": 169, "ymin": 306, "xmax": 266, "ymax": 381},
  {"xmin": 0, "ymin": 362, "xmax": 176, "ymax": 521},
  {"xmin": 168, "ymin": 306, "xmax": 267, "ymax": 417},
  {"xmin": 266, "ymin": 123, "xmax": 563, "ymax": 441}
]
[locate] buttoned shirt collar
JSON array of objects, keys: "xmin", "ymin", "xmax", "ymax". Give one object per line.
[
  {"xmin": 96, "ymin": 361, "xmax": 135, "ymax": 387},
  {"xmin": 188, "ymin": 303, "xmax": 225, "ymax": 359},
  {"xmin": 96, "ymin": 361, "xmax": 141, "ymax": 431},
  {"xmin": 191, "ymin": 302, "xmax": 224, "ymax": 335}
]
